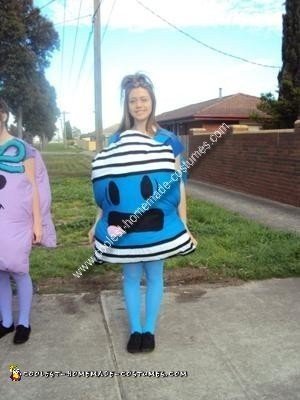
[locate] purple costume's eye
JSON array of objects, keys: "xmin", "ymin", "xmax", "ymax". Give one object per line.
[{"xmin": 0, "ymin": 174, "xmax": 6, "ymax": 190}]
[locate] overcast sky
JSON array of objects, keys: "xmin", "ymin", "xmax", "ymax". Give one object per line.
[{"xmin": 34, "ymin": 0, "xmax": 284, "ymax": 136}]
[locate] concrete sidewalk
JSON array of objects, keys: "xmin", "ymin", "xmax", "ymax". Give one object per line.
[
  {"xmin": 186, "ymin": 180, "xmax": 300, "ymax": 235},
  {"xmin": 1, "ymin": 278, "xmax": 300, "ymax": 399}
]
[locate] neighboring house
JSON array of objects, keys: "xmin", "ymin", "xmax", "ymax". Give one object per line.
[
  {"xmin": 156, "ymin": 93, "xmax": 265, "ymax": 134},
  {"xmin": 78, "ymin": 123, "xmax": 119, "ymax": 150},
  {"xmin": 79, "ymin": 124, "xmax": 119, "ymax": 141},
  {"xmin": 79, "ymin": 132, "xmax": 95, "ymax": 140},
  {"xmin": 102, "ymin": 123, "xmax": 119, "ymax": 145}
]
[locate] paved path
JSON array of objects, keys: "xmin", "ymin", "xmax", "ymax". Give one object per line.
[
  {"xmin": 187, "ymin": 179, "xmax": 300, "ymax": 235},
  {"xmin": 1, "ymin": 278, "xmax": 299, "ymax": 399}
]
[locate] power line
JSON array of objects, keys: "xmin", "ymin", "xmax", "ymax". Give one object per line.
[
  {"xmin": 92, "ymin": 0, "xmax": 104, "ymax": 22},
  {"xmin": 54, "ymin": 14, "xmax": 92, "ymax": 26},
  {"xmin": 76, "ymin": 27, "xmax": 94, "ymax": 86},
  {"xmin": 39, "ymin": 0, "xmax": 57, "ymax": 10},
  {"xmin": 102, "ymin": 0, "xmax": 118, "ymax": 42},
  {"xmin": 75, "ymin": 0, "xmax": 102, "ymax": 87},
  {"xmin": 69, "ymin": 0, "xmax": 103, "ymax": 127},
  {"xmin": 69, "ymin": 0, "xmax": 84, "ymax": 83},
  {"xmin": 136, "ymin": 0, "xmax": 281, "ymax": 69}
]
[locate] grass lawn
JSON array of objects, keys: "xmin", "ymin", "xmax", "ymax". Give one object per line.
[
  {"xmin": 30, "ymin": 147, "xmax": 300, "ymax": 284},
  {"xmin": 41, "ymin": 142, "xmax": 83, "ymax": 153}
]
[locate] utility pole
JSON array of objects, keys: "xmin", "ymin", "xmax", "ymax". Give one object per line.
[
  {"xmin": 94, "ymin": 0, "xmax": 104, "ymax": 151},
  {"xmin": 59, "ymin": 114, "xmax": 63, "ymax": 143},
  {"xmin": 61, "ymin": 111, "xmax": 69, "ymax": 148}
]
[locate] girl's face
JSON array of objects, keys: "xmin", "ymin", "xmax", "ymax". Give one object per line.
[{"xmin": 128, "ymin": 87, "xmax": 152, "ymax": 125}]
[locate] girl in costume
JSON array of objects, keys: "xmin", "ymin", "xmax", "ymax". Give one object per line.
[
  {"xmin": 90, "ymin": 73, "xmax": 197, "ymax": 353},
  {"xmin": 0, "ymin": 98, "xmax": 56, "ymax": 344}
]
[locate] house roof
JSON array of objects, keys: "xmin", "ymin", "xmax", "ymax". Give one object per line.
[
  {"xmin": 80, "ymin": 123, "xmax": 119, "ymax": 139},
  {"xmin": 156, "ymin": 93, "xmax": 264, "ymax": 122},
  {"xmin": 103, "ymin": 123, "xmax": 119, "ymax": 134}
]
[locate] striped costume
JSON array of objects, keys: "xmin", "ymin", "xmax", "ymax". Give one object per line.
[{"xmin": 91, "ymin": 130, "xmax": 196, "ymax": 264}]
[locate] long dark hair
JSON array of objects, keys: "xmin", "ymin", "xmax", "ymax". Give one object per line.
[{"xmin": 117, "ymin": 72, "xmax": 160, "ymax": 135}]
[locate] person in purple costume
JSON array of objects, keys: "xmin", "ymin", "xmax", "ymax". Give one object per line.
[{"xmin": 0, "ymin": 98, "xmax": 55, "ymax": 344}]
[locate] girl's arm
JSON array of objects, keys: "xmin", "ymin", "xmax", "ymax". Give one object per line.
[
  {"xmin": 179, "ymin": 180, "xmax": 187, "ymax": 224},
  {"xmin": 175, "ymin": 156, "xmax": 186, "ymax": 223},
  {"xmin": 175, "ymin": 156, "xmax": 197, "ymax": 246},
  {"xmin": 24, "ymin": 157, "xmax": 42, "ymax": 244},
  {"xmin": 88, "ymin": 207, "xmax": 102, "ymax": 244}
]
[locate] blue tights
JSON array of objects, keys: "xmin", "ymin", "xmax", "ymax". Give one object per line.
[
  {"xmin": 122, "ymin": 260, "xmax": 164, "ymax": 334},
  {"xmin": 0, "ymin": 271, "xmax": 33, "ymax": 328}
]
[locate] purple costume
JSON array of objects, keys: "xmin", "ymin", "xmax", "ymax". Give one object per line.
[{"xmin": 0, "ymin": 138, "xmax": 56, "ymax": 274}]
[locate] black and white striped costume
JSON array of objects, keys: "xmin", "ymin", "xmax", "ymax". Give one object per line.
[{"xmin": 91, "ymin": 130, "xmax": 196, "ymax": 263}]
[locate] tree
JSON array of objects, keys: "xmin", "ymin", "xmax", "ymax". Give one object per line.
[
  {"xmin": 72, "ymin": 127, "xmax": 82, "ymax": 138},
  {"xmin": 256, "ymin": 0, "xmax": 300, "ymax": 128},
  {"xmin": 65, "ymin": 121, "xmax": 73, "ymax": 140},
  {"xmin": 0, "ymin": 0, "xmax": 59, "ymax": 138},
  {"xmin": 22, "ymin": 71, "xmax": 60, "ymax": 147},
  {"xmin": 278, "ymin": 0, "xmax": 300, "ymax": 123}
]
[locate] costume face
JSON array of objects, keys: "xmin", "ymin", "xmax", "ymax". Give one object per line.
[
  {"xmin": 94, "ymin": 171, "xmax": 178, "ymax": 234},
  {"xmin": 128, "ymin": 87, "xmax": 152, "ymax": 125},
  {"xmin": 106, "ymin": 174, "xmax": 164, "ymax": 233}
]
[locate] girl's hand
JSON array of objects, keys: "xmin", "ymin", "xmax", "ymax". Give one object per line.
[
  {"xmin": 184, "ymin": 224, "xmax": 198, "ymax": 247},
  {"xmin": 33, "ymin": 222, "xmax": 42, "ymax": 244},
  {"xmin": 189, "ymin": 232, "xmax": 198, "ymax": 247}
]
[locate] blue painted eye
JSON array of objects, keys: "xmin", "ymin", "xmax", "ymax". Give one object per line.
[
  {"xmin": 108, "ymin": 181, "xmax": 120, "ymax": 205},
  {"xmin": 0, "ymin": 175, "xmax": 6, "ymax": 190},
  {"xmin": 141, "ymin": 175, "xmax": 153, "ymax": 199}
]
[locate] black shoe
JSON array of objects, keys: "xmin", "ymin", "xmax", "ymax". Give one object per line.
[
  {"xmin": 13, "ymin": 325, "xmax": 31, "ymax": 344},
  {"xmin": 127, "ymin": 332, "xmax": 142, "ymax": 353},
  {"xmin": 141, "ymin": 332, "xmax": 155, "ymax": 352},
  {"xmin": 0, "ymin": 321, "xmax": 14, "ymax": 338}
]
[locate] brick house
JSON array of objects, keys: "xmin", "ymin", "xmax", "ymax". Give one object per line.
[{"xmin": 156, "ymin": 93, "xmax": 265, "ymax": 134}]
